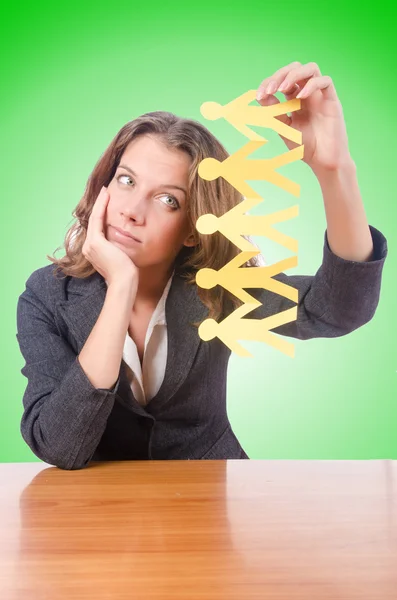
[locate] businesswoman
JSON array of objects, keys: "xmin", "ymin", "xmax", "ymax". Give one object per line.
[{"xmin": 16, "ymin": 61, "xmax": 388, "ymax": 469}]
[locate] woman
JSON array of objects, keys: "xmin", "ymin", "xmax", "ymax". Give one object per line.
[{"xmin": 16, "ymin": 62, "xmax": 388, "ymax": 470}]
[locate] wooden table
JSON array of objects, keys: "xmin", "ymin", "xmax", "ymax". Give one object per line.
[{"xmin": 0, "ymin": 460, "xmax": 396, "ymax": 599}]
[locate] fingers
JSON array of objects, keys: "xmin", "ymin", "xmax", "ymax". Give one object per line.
[
  {"xmin": 257, "ymin": 61, "xmax": 301, "ymax": 100},
  {"xmin": 256, "ymin": 61, "xmax": 323, "ymax": 101},
  {"xmin": 278, "ymin": 62, "xmax": 321, "ymax": 94},
  {"xmin": 296, "ymin": 75, "xmax": 337, "ymax": 101},
  {"xmin": 257, "ymin": 94, "xmax": 280, "ymax": 107},
  {"xmin": 97, "ymin": 186, "xmax": 109, "ymax": 217},
  {"xmin": 87, "ymin": 186, "xmax": 109, "ymax": 239}
]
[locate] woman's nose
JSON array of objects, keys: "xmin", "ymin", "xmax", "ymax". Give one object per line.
[{"xmin": 121, "ymin": 193, "xmax": 147, "ymax": 223}]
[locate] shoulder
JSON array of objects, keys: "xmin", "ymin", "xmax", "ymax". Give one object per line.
[{"xmin": 22, "ymin": 263, "xmax": 67, "ymax": 308}]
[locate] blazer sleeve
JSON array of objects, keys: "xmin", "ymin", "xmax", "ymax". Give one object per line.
[
  {"xmin": 244, "ymin": 224, "xmax": 388, "ymax": 339},
  {"xmin": 16, "ymin": 271, "xmax": 121, "ymax": 471}
]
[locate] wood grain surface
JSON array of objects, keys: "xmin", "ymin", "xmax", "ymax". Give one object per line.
[{"xmin": 0, "ymin": 460, "xmax": 396, "ymax": 599}]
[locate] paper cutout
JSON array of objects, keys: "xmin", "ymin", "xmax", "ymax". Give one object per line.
[
  {"xmin": 196, "ymin": 199, "xmax": 299, "ymax": 252},
  {"xmin": 200, "ymin": 90, "xmax": 302, "ymax": 144},
  {"xmin": 198, "ymin": 302, "xmax": 298, "ymax": 358},
  {"xmin": 198, "ymin": 140, "xmax": 304, "ymax": 198},
  {"xmin": 196, "ymin": 252, "xmax": 299, "ymax": 305},
  {"xmin": 196, "ymin": 92, "xmax": 303, "ymax": 358}
]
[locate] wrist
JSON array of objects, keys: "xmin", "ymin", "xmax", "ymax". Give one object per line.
[
  {"xmin": 311, "ymin": 156, "xmax": 357, "ymax": 182},
  {"xmin": 108, "ymin": 267, "xmax": 138, "ymax": 288},
  {"xmin": 107, "ymin": 273, "xmax": 138, "ymax": 300}
]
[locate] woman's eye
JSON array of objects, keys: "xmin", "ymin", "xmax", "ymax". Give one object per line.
[
  {"xmin": 118, "ymin": 174, "xmax": 134, "ymax": 186},
  {"xmin": 117, "ymin": 174, "xmax": 179, "ymax": 209},
  {"xmin": 160, "ymin": 195, "xmax": 179, "ymax": 209}
]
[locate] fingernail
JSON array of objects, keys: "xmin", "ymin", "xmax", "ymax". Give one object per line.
[{"xmin": 266, "ymin": 81, "xmax": 277, "ymax": 94}]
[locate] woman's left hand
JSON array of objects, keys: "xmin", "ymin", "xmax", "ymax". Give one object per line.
[{"xmin": 256, "ymin": 61, "xmax": 353, "ymax": 174}]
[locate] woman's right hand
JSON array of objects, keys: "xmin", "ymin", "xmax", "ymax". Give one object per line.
[{"xmin": 82, "ymin": 186, "xmax": 138, "ymax": 287}]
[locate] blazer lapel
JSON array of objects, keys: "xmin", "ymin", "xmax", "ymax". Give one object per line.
[
  {"xmin": 54, "ymin": 269, "xmax": 208, "ymax": 417},
  {"xmin": 146, "ymin": 271, "xmax": 208, "ymax": 415}
]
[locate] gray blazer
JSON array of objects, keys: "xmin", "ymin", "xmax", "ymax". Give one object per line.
[{"xmin": 16, "ymin": 225, "xmax": 388, "ymax": 470}]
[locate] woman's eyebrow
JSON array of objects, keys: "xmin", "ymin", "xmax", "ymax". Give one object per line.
[{"xmin": 118, "ymin": 163, "xmax": 187, "ymax": 196}]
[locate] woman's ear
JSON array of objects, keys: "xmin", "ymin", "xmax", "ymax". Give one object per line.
[{"xmin": 183, "ymin": 232, "xmax": 197, "ymax": 248}]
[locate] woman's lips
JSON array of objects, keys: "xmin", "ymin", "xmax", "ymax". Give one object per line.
[{"xmin": 111, "ymin": 226, "xmax": 142, "ymax": 244}]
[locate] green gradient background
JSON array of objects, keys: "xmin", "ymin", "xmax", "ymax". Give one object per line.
[{"xmin": 1, "ymin": 0, "xmax": 395, "ymax": 462}]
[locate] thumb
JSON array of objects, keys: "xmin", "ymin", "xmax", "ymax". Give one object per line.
[{"xmin": 256, "ymin": 93, "xmax": 291, "ymax": 128}]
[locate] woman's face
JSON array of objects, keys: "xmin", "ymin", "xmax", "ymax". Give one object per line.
[{"xmin": 105, "ymin": 134, "xmax": 195, "ymax": 271}]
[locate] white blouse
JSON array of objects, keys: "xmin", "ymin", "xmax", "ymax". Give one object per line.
[{"xmin": 105, "ymin": 271, "xmax": 174, "ymax": 406}]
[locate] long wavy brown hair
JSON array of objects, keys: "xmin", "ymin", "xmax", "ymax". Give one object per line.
[{"xmin": 47, "ymin": 111, "xmax": 265, "ymax": 325}]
